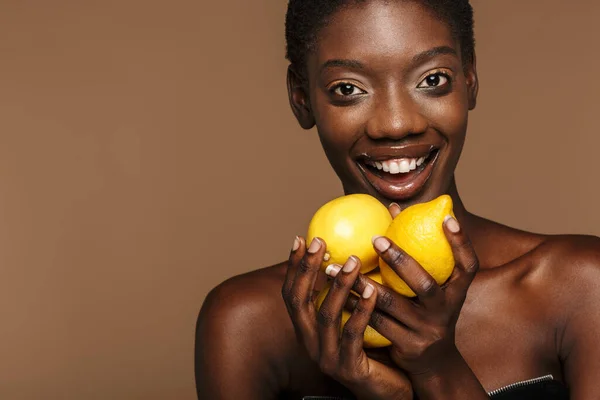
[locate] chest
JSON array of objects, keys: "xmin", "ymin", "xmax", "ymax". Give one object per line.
[
  {"xmin": 454, "ymin": 275, "xmax": 563, "ymax": 392},
  {"xmin": 282, "ymin": 269, "xmax": 565, "ymax": 398}
]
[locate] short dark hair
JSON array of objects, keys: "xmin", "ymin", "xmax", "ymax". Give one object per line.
[{"xmin": 285, "ymin": 0, "xmax": 475, "ymax": 74}]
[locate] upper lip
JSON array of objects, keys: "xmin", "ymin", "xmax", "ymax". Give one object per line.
[{"xmin": 354, "ymin": 143, "xmax": 438, "ymax": 162}]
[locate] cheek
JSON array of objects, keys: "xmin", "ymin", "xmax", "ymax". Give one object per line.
[
  {"xmin": 313, "ymin": 98, "xmax": 366, "ymax": 155},
  {"xmin": 418, "ymin": 93, "xmax": 469, "ymax": 143}
]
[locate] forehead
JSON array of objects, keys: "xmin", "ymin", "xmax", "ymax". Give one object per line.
[{"xmin": 310, "ymin": 1, "xmax": 458, "ymax": 71}]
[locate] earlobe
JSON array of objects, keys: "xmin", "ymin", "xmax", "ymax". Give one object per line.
[
  {"xmin": 286, "ymin": 65, "xmax": 315, "ymax": 130},
  {"xmin": 466, "ymin": 54, "xmax": 479, "ymax": 110}
]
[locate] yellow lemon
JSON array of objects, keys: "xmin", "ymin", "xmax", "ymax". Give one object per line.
[
  {"xmin": 307, "ymin": 194, "xmax": 392, "ymax": 274},
  {"xmin": 314, "ymin": 271, "xmax": 392, "ymax": 348},
  {"xmin": 380, "ymin": 195, "xmax": 455, "ymax": 297}
]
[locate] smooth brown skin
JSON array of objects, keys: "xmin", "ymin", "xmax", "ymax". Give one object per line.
[{"xmin": 195, "ymin": 1, "xmax": 600, "ymax": 399}]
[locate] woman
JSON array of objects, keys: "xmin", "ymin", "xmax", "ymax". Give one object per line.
[{"xmin": 195, "ymin": 0, "xmax": 599, "ymax": 398}]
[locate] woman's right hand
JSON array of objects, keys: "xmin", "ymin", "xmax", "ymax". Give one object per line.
[{"xmin": 282, "ymin": 235, "xmax": 413, "ymax": 400}]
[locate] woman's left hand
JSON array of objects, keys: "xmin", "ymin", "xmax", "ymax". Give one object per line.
[{"xmin": 347, "ymin": 216, "xmax": 488, "ymax": 398}]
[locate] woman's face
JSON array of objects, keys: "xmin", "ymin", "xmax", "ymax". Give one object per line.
[{"xmin": 289, "ymin": 0, "xmax": 478, "ymax": 207}]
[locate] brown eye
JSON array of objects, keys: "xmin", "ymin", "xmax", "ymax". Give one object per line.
[
  {"xmin": 331, "ymin": 83, "xmax": 366, "ymax": 97},
  {"xmin": 426, "ymin": 75, "xmax": 440, "ymax": 86},
  {"xmin": 417, "ymin": 73, "xmax": 450, "ymax": 88}
]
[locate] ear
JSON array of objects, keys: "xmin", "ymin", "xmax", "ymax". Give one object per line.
[
  {"xmin": 464, "ymin": 52, "xmax": 479, "ymax": 110},
  {"xmin": 286, "ymin": 65, "xmax": 315, "ymax": 129}
]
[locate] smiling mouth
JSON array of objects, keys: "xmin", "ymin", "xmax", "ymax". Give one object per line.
[{"xmin": 357, "ymin": 148, "xmax": 439, "ymax": 201}]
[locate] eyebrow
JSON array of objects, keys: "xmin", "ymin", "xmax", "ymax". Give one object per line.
[
  {"xmin": 411, "ymin": 46, "xmax": 458, "ymax": 66},
  {"xmin": 320, "ymin": 59, "xmax": 365, "ymax": 73},
  {"xmin": 319, "ymin": 46, "xmax": 458, "ymax": 73}
]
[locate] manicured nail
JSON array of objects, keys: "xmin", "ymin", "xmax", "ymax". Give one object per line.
[
  {"xmin": 325, "ymin": 264, "xmax": 341, "ymax": 277},
  {"xmin": 444, "ymin": 215, "xmax": 460, "ymax": 233},
  {"xmin": 323, "ymin": 253, "xmax": 331, "ymax": 262},
  {"xmin": 372, "ymin": 236, "xmax": 391, "ymax": 252},
  {"xmin": 389, "ymin": 202, "xmax": 401, "ymax": 217},
  {"xmin": 307, "ymin": 238, "xmax": 321, "ymax": 254},
  {"xmin": 342, "ymin": 256, "xmax": 358, "ymax": 273},
  {"xmin": 363, "ymin": 283, "xmax": 375, "ymax": 299},
  {"xmin": 291, "ymin": 236, "xmax": 300, "ymax": 252}
]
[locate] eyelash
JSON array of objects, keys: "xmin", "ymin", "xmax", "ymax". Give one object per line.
[
  {"xmin": 417, "ymin": 71, "xmax": 453, "ymax": 90},
  {"xmin": 328, "ymin": 82, "xmax": 366, "ymax": 97},
  {"xmin": 327, "ymin": 70, "xmax": 453, "ymax": 100}
]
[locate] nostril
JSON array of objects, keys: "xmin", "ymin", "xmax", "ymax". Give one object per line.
[{"xmin": 365, "ymin": 112, "xmax": 428, "ymax": 140}]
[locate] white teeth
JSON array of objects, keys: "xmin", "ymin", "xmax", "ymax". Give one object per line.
[
  {"xmin": 365, "ymin": 155, "xmax": 429, "ymax": 175},
  {"xmin": 398, "ymin": 159, "xmax": 410, "ymax": 173}
]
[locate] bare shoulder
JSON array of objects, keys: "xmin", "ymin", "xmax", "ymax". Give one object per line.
[
  {"xmin": 196, "ymin": 261, "xmax": 293, "ymax": 350},
  {"xmin": 201, "ymin": 262, "xmax": 288, "ymax": 309},
  {"xmin": 532, "ymin": 234, "xmax": 600, "ymax": 280},
  {"xmin": 481, "ymin": 227, "xmax": 600, "ymax": 313},
  {"xmin": 531, "ymin": 235, "xmax": 600, "ymax": 394},
  {"xmin": 523, "ymin": 234, "xmax": 600, "ymax": 318},
  {"xmin": 195, "ymin": 262, "xmax": 296, "ymax": 398}
]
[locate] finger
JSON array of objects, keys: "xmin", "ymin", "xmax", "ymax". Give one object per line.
[
  {"xmin": 285, "ymin": 237, "xmax": 327, "ymax": 359},
  {"xmin": 282, "ymin": 236, "xmax": 305, "ymax": 310},
  {"xmin": 373, "ymin": 236, "xmax": 443, "ymax": 305},
  {"xmin": 442, "ymin": 216, "xmax": 479, "ymax": 306},
  {"xmin": 319, "ymin": 256, "xmax": 362, "ymax": 357},
  {"xmin": 351, "ymin": 273, "xmax": 419, "ymax": 325},
  {"xmin": 339, "ymin": 283, "xmax": 377, "ymax": 363},
  {"xmin": 345, "ymin": 292, "xmax": 411, "ymax": 344},
  {"xmin": 292, "ymin": 237, "xmax": 327, "ymax": 309},
  {"xmin": 388, "ymin": 202, "xmax": 401, "ymax": 219}
]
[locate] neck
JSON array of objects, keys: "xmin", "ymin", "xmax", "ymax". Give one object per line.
[
  {"xmin": 447, "ymin": 176, "xmax": 508, "ymax": 270},
  {"xmin": 447, "ymin": 176, "xmax": 468, "ymax": 221},
  {"xmin": 446, "ymin": 176, "xmax": 483, "ymax": 240}
]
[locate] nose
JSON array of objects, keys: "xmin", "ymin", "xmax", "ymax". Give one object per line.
[{"xmin": 365, "ymin": 89, "xmax": 428, "ymax": 140}]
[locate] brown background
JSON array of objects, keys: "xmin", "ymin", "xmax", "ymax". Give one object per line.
[{"xmin": 1, "ymin": 1, "xmax": 599, "ymax": 399}]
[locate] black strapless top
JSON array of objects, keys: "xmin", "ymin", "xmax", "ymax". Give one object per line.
[
  {"xmin": 302, "ymin": 375, "xmax": 569, "ymax": 400},
  {"xmin": 486, "ymin": 375, "xmax": 568, "ymax": 399}
]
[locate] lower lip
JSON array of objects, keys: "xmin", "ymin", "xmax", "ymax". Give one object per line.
[{"xmin": 357, "ymin": 151, "xmax": 439, "ymax": 201}]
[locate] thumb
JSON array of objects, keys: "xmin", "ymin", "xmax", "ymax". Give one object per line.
[{"xmin": 388, "ymin": 202, "xmax": 401, "ymax": 219}]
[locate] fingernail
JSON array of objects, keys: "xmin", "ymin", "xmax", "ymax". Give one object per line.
[
  {"xmin": 307, "ymin": 238, "xmax": 321, "ymax": 254},
  {"xmin": 291, "ymin": 236, "xmax": 300, "ymax": 252},
  {"xmin": 342, "ymin": 256, "xmax": 358, "ymax": 273},
  {"xmin": 389, "ymin": 202, "xmax": 401, "ymax": 218},
  {"xmin": 363, "ymin": 283, "xmax": 375, "ymax": 299},
  {"xmin": 325, "ymin": 264, "xmax": 341, "ymax": 277},
  {"xmin": 323, "ymin": 252, "xmax": 331, "ymax": 262},
  {"xmin": 372, "ymin": 236, "xmax": 391, "ymax": 252},
  {"xmin": 444, "ymin": 215, "xmax": 460, "ymax": 233}
]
